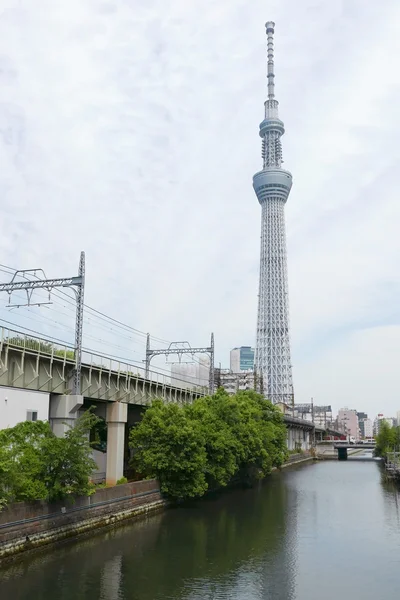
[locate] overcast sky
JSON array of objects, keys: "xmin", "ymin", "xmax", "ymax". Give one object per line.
[{"xmin": 1, "ymin": 0, "xmax": 400, "ymax": 419}]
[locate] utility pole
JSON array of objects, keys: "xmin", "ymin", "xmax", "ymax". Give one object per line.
[
  {"xmin": 73, "ymin": 252, "xmax": 85, "ymax": 396},
  {"xmin": 209, "ymin": 332, "xmax": 215, "ymax": 395},
  {"xmin": 311, "ymin": 397, "xmax": 316, "ymax": 448},
  {"xmin": 0, "ymin": 252, "xmax": 85, "ymax": 395},
  {"xmin": 291, "ymin": 383, "xmax": 295, "ymax": 418},
  {"xmin": 145, "ymin": 333, "xmax": 150, "ymax": 379}
]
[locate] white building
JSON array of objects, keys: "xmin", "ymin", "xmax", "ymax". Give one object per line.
[
  {"xmin": 217, "ymin": 369, "xmax": 255, "ymax": 395},
  {"xmin": 373, "ymin": 414, "xmax": 393, "ymax": 436},
  {"xmin": 363, "ymin": 418, "xmax": 373, "ymax": 438},
  {"xmin": 170, "ymin": 356, "xmax": 209, "ymax": 391},
  {"xmin": 0, "ymin": 387, "xmax": 49, "ymax": 429}
]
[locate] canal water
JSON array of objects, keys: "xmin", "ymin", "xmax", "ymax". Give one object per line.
[{"xmin": 1, "ymin": 456, "xmax": 400, "ymax": 600}]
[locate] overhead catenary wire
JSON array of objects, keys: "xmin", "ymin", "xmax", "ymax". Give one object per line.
[
  {"xmin": 0, "ymin": 262, "xmax": 169, "ymax": 344},
  {"xmin": 0, "ymin": 297, "xmax": 207, "ymax": 368},
  {"xmin": 0, "ymin": 262, "xmax": 210, "ymax": 369}
]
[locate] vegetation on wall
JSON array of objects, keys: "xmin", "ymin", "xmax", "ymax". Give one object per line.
[
  {"xmin": 0, "ymin": 411, "xmax": 99, "ymax": 509},
  {"xmin": 7, "ymin": 336, "xmax": 75, "ymax": 360},
  {"xmin": 129, "ymin": 389, "xmax": 288, "ymax": 501}
]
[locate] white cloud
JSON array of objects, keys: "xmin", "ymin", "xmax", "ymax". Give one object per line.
[{"xmin": 0, "ymin": 0, "xmax": 400, "ymax": 417}]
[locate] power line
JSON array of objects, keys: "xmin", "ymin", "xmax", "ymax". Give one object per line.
[
  {"xmin": 0, "ymin": 301, "xmax": 146, "ymax": 359},
  {"xmin": 0, "ymin": 263, "xmax": 168, "ymax": 344},
  {"xmin": 0, "ymin": 262, "xmax": 208, "ymax": 368},
  {"xmin": 2, "ymin": 292, "xmax": 148, "ymax": 351}
]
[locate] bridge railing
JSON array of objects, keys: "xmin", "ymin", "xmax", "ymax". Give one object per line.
[
  {"xmin": 80, "ymin": 349, "xmax": 207, "ymax": 396},
  {"xmin": 0, "ymin": 326, "xmax": 208, "ymax": 396}
]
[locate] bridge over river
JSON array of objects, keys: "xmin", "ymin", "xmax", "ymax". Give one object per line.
[{"xmin": 334, "ymin": 442, "xmax": 376, "ymax": 460}]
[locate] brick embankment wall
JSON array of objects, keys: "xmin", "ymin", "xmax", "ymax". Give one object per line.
[{"xmin": 0, "ymin": 480, "xmax": 165, "ymax": 561}]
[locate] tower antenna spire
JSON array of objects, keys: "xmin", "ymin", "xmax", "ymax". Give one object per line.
[
  {"xmin": 265, "ymin": 21, "xmax": 275, "ymax": 100},
  {"xmin": 253, "ymin": 21, "xmax": 293, "ymax": 404}
]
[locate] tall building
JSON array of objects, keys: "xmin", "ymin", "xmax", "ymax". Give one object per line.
[
  {"xmin": 253, "ymin": 22, "xmax": 293, "ymax": 404},
  {"xmin": 357, "ymin": 412, "xmax": 368, "ymax": 438},
  {"xmin": 230, "ymin": 346, "xmax": 255, "ymax": 372},
  {"xmin": 337, "ymin": 408, "xmax": 359, "ymax": 440},
  {"xmin": 362, "ymin": 418, "xmax": 373, "ymax": 439}
]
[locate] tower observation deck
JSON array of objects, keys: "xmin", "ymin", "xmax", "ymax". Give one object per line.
[{"xmin": 253, "ymin": 21, "xmax": 293, "ymax": 404}]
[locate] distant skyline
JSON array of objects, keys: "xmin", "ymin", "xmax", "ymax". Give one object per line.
[{"xmin": 1, "ymin": 1, "xmax": 400, "ymax": 416}]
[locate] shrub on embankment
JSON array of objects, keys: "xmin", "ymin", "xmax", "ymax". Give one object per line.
[
  {"xmin": 0, "ymin": 411, "xmax": 99, "ymax": 509},
  {"xmin": 374, "ymin": 421, "xmax": 400, "ymax": 458},
  {"xmin": 129, "ymin": 389, "xmax": 288, "ymax": 501}
]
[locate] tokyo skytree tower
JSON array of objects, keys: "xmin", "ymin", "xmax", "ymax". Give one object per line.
[{"xmin": 253, "ymin": 22, "xmax": 293, "ymax": 404}]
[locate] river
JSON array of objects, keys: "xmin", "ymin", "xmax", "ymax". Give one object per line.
[{"xmin": 1, "ymin": 455, "xmax": 400, "ymax": 599}]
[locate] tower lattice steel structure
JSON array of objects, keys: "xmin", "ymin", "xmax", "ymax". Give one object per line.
[{"xmin": 253, "ymin": 21, "xmax": 293, "ymax": 404}]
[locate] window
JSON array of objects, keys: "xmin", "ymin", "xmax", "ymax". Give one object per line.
[{"xmin": 26, "ymin": 410, "xmax": 38, "ymax": 422}]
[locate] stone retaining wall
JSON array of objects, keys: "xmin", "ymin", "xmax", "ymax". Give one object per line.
[{"xmin": 0, "ymin": 480, "xmax": 164, "ymax": 560}]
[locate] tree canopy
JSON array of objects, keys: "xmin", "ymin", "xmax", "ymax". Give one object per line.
[
  {"xmin": 375, "ymin": 421, "xmax": 400, "ymax": 457},
  {"xmin": 0, "ymin": 410, "xmax": 99, "ymax": 508},
  {"xmin": 129, "ymin": 389, "xmax": 288, "ymax": 500}
]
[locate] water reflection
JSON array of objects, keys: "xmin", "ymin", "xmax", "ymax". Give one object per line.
[
  {"xmin": 1, "ymin": 462, "xmax": 400, "ymax": 600},
  {"xmin": 99, "ymin": 555, "xmax": 123, "ymax": 600}
]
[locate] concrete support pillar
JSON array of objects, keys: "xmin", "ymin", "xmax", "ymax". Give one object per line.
[
  {"xmin": 49, "ymin": 394, "xmax": 83, "ymax": 437},
  {"xmin": 287, "ymin": 427, "xmax": 294, "ymax": 451},
  {"xmin": 106, "ymin": 402, "xmax": 128, "ymax": 486}
]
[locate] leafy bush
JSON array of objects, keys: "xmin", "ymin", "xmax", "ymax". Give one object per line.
[
  {"xmin": 130, "ymin": 401, "xmax": 208, "ymax": 500},
  {"xmin": 0, "ymin": 410, "xmax": 99, "ymax": 507},
  {"xmin": 375, "ymin": 421, "xmax": 400, "ymax": 457},
  {"xmin": 129, "ymin": 390, "xmax": 288, "ymax": 501}
]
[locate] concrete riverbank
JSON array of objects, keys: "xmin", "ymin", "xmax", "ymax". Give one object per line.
[
  {"xmin": 0, "ymin": 479, "xmax": 165, "ymax": 561},
  {"xmin": 279, "ymin": 451, "xmax": 315, "ymax": 468}
]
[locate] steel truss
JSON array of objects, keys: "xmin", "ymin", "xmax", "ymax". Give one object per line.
[
  {"xmin": 0, "ymin": 252, "xmax": 85, "ymax": 395},
  {"xmin": 145, "ymin": 333, "xmax": 215, "ymax": 395}
]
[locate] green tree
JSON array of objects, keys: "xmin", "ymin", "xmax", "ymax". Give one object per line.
[
  {"xmin": 0, "ymin": 420, "xmax": 52, "ymax": 502},
  {"xmin": 186, "ymin": 389, "xmax": 238, "ymax": 489},
  {"xmin": 0, "ymin": 440, "xmax": 16, "ymax": 507},
  {"xmin": 40, "ymin": 410, "xmax": 99, "ymax": 501},
  {"xmin": 375, "ymin": 421, "xmax": 397, "ymax": 457},
  {"xmin": 227, "ymin": 390, "xmax": 286, "ymax": 484},
  {"xmin": 0, "ymin": 410, "xmax": 99, "ymax": 507},
  {"xmin": 129, "ymin": 400, "xmax": 208, "ymax": 500},
  {"xmin": 129, "ymin": 390, "xmax": 289, "ymax": 500}
]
